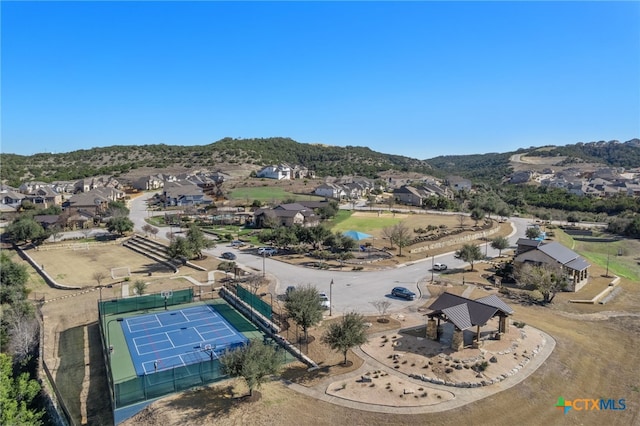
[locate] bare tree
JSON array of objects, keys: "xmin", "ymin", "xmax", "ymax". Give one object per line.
[
  {"xmin": 93, "ymin": 271, "xmax": 106, "ymax": 287},
  {"xmin": 370, "ymin": 300, "xmax": 392, "ymax": 323},
  {"xmin": 391, "ymin": 223, "xmax": 412, "ymax": 257},
  {"xmin": 5, "ymin": 306, "xmax": 39, "ymax": 364},
  {"xmin": 149, "ymin": 226, "xmax": 159, "ymax": 239},
  {"xmin": 457, "ymin": 213, "xmax": 467, "ymax": 228},
  {"xmin": 81, "ymin": 227, "xmax": 93, "ymax": 239}
]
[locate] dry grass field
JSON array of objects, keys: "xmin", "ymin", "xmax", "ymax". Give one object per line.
[{"xmin": 20, "ymin": 216, "xmax": 640, "ymax": 426}]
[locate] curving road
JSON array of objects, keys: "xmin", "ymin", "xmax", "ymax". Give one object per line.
[{"xmin": 129, "ymin": 193, "xmax": 532, "ymax": 316}]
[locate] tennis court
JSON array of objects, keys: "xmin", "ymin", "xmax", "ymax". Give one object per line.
[{"xmin": 120, "ymin": 304, "xmax": 248, "ymax": 376}]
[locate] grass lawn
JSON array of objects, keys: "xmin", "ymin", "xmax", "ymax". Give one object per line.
[
  {"xmin": 329, "ymin": 211, "xmax": 402, "ymax": 235},
  {"xmin": 230, "ymin": 187, "xmax": 325, "ymax": 203},
  {"xmin": 554, "ymin": 229, "xmax": 640, "ymax": 282}
]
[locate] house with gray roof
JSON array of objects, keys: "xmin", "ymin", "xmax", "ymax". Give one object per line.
[
  {"xmin": 514, "ymin": 239, "xmax": 590, "ymax": 292},
  {"xmin": 253, "ymin": 203, "xmax": 319, "ymax": 228},
  {"xmin": 426, "ymin": 292, "xmax": 514, "ymax": 351}
]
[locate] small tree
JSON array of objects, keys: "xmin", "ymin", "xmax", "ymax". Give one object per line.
[
  {"xmin": 141, "ymin": 224, "xmax": 155, "ymax": 237},
  {"xmin": 133, "ymin": 280, "xmax": 147, "ymax": 296},
  {"xmin": 382, "ymin": 223, "xmax": 412, "ymax": 256},
  {"xmin": 490, "ymin": 236, "xmax": 510, "ymax": 257},
  {"xmin": 457, "ymin": 213, "xmax": 467, "ymax": 228},
  {"xmin": 0, "ymin": 353, "xmax": 44, "ymax": 425},
  {"xmin": 455, "ymin": 244, "xmax": 483, "ymax": 271},
  {"xmin": 515, "ymin": 263, "xmax": 568, "ymax": 304},
  {"xmin": 284, "ymin": 284, "xmax": 324, "ymax": 343},
  {"xmin": 370, "ymin": 300, "xmax": 392, "ymax": 323},
  {"xmin": 186, "ymin": 224, "xmax": 214, "ymax": 259},
  {"xmin": 106, "ymin": 217, "xmax": 133, "ymax": 236},
  {"xmin": 470, "ymin": 209, "xmax": 485, "ymax": 226},
  {"xmin": 525, "ymin": 226, "xmax": 541, "ymax": 240},
  {"xmin": 93, "ymin": 271, "xmax": 106, "ymax": 287},
  {"xmin": 149, "ymin": 226, "xmax": 159, "ymax": 238},
  {"xmin": 321, "ymin": 311, "xmax": 368, "ymax": 365},
  {"xmin": 219, "ymin": 340, "xmax": 281, "ymax": 398},
  {"xmin": 5, "ymin": 218, "xmax": 45, "ymax": 244},
  {"xmin": 168, "ymin": 236, "xmax": 194, "ymax": 261}
]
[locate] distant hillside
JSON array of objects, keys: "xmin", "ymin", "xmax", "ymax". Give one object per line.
[
  {"xmin": 1, "ymin": 137, "xmax": 637, "ymax": 187},
  {"xmin": 424, "ymin": 151, "xmax": 520, "ymax": 184},
  {"xmin": 525, "ymin": 139, "xmax": 640, "ymax": 168},
  {"xmin": 0, "ymin": 137, "xmax": 433, "ymax": 186}
]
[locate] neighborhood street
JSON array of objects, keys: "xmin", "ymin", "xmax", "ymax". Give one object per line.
[{"xmin": 128, "ymin": 193, "xmax": 532, "ymax": 315}]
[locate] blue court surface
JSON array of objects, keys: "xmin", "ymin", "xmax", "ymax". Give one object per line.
[{"xmin": 120, "ymin": 304, "xmax": 248, "ymax": 376}]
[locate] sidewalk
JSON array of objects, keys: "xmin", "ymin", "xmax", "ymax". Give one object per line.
[{"xmin": 283, "ymin": 324, "xmax": 556, "ymax": 414}]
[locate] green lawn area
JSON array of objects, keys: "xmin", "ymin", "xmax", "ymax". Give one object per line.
[
  {"xmin": 554, "ymin": 229, "xmax": 640, "ymax": 281},
  {"xmin": 229, "ymin": 187, "xmax": 324, "ymax": 203},
  {"xmin": 328, "ymin": 211, "xmax": 402, "ymax": 235}
]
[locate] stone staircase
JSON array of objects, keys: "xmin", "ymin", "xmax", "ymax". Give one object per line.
[{"xmin": 122, "ymin": 235, "xmax": 181, "ymax": 272}]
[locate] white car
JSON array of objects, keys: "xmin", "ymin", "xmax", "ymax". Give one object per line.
[
  {"xmin": 258, "ymin": 247, "xmax": 278, "ymax": 256},
  {"xmin": 433, "ymin": 263, "xmax": 448, "ymax": 271},
  {"xmin": 319, "ymin": 292, "xmax": 330, "ymax": 310}
]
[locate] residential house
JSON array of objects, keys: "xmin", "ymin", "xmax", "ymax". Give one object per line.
[
  {"xmin": 514, "ymin": 239, "xmax": 590, "ymax": 292},
  {"xmin": 253, "ymin": 203, "xmax": 319, "ymax": 228},
  {"xmin": 290, "ymin": 165, "xmax": 315, "ymax": 179},
  {"xmin": 257, "ymin": 165, "xmax": 291, "ymax": 180},
  {"xmin": 314, "ymin": 183, "xmax": 346, "ymax": 199},
  {"xmin": 393, "ymin": 185, "xmax": 428, "ymax": 207},
  {"xmin": 64, "ymin": 187, "xmax": 126, "ymax": 215},
  {"xmin": 162, "ymin": 180, "xmax": 213, "ymax": 207},
  {"xmin": 446, "ymin": 176, "xmax": 472, "ymax": 192},
  {"xmin": 23, "ymin": 186, "xmax": 62, "ymax": 207},
  {"xmin": 33, "ymin": 215, "xmax": 61, "ymax": 230},
  {"xmin": 132, "ymin": 174, "xmax": 165, "ymax": 191},
  {"xmin": 1, "ymin": 186, "xmax": 26, "ymax": 210}
]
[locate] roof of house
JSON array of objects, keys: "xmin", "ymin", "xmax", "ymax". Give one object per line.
[
  {"xmin": 538, "ymin": 241, "xmax": 580, "ymax": 264},
  {"xmin": 427, "ymin": 292, "xmax": 513, "ymax": 331},
  {"xmin": 516, "ymin": 238, "xmax": 542, "ymax": 248}
]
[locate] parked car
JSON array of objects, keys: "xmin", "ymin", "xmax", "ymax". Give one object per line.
[
  {"xmin": 433, "ymin": 263, "xmax": 448, "ymax": 271},
  {"xmin": 230, "ymin": 240, "xmax": 245, "ymax": 248},
  {"xmin": 258, "ymin": 247, "xmax": 278, "ymax": 256},
  {"xmin": 391, "ymin": 286, "xmax": 416, "ymax": 300},
  {"xmin": 221, "ymin": 252, "xmax": 237, "ymax": 260},
  {"xmin": 318, "ymin": 292, "xmax": 330, "ymax": 309}
]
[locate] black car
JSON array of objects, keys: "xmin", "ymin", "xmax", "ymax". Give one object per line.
[
  {"xmin": 391, "ymin": 286, "xmax": 416, "ymax": 300},
  {"xmin": 221, "ymin": 252, "xmax": 237, "ymax": 260}
]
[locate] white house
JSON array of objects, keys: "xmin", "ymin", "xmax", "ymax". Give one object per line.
[{"xmin": 257, "ymin": 165, "xmax": 291, "ymax": 180}]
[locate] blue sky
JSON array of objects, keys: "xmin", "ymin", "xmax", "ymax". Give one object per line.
[{"xmin": 2, "ymin": 1, "xmax": 639, "ymax": 160}]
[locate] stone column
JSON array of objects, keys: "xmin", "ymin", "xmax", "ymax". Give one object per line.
[
  {"xmin": 499, "ymin": 316, "xmax": 509, "ymax": 334},
  {"xmin": 451, "ymin": 328, "xmax": 464, "ymax": 351},
  {"xmin": 427, "ymin": 318, "xmax": 438, "ymax": 341}
]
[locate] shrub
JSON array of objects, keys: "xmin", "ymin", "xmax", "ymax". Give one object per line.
[{"xmin": 513, "ymin": 321, "xmax": 526, "ymax": 328}]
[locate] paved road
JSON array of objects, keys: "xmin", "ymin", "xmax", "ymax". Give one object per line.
[{"xmin": 128, "ymin": 193, "xmax": 533, "ymax": 316}]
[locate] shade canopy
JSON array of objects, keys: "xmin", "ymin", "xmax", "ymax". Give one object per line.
[{"xmin": 342, "ymin": 230, "xmax": 372, "ymax": 241}]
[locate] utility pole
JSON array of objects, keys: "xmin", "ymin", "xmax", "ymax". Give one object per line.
[{"xmin": 329, "ymin": 279, "xmax": 334, "ymax": 317}]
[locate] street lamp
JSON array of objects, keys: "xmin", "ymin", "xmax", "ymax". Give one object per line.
[
  {"xmin": 431, "ymin": 255, "xmax": 434, "ymax": 283},
  {"xmin": 106, "ymin": 317, "xmax": 124, "ymax": 354},
  {"xmin": 262, "ymin": 252, "xmax": 266, "ymax": 277},
  {"xmin": 329, "ymin": 279, "xmax": 334, "ymax": 317},
  {"xmin": 97, "ymin": 284, "xmax": 113, "ymax": 303}
]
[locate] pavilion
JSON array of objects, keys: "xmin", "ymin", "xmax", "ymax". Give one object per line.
[{"xmin": 426, "ymin": 292, "xmax": 514, "ymax": 351}]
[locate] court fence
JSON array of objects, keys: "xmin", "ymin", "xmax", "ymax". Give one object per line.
[
  {"xmin": 114, "ymin": 358, "xmax": 224, "ymax": 407},
  {"xmin": 98, "ymin": 288, "xmax": 194, "ymax": 316},
  {"xmin": 236, "ymin": 285, "xmax": 272, "ymax": 319}
]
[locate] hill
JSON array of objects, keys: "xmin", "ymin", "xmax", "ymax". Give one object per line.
[{"xmin": 1, "ymin": 137, "xmax": 638, "ymax": 187}]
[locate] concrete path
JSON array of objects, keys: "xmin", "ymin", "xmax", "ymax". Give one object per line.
[{"xmin": 283, "ymin": 322, "xmax": 556, "ymax": 414}]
